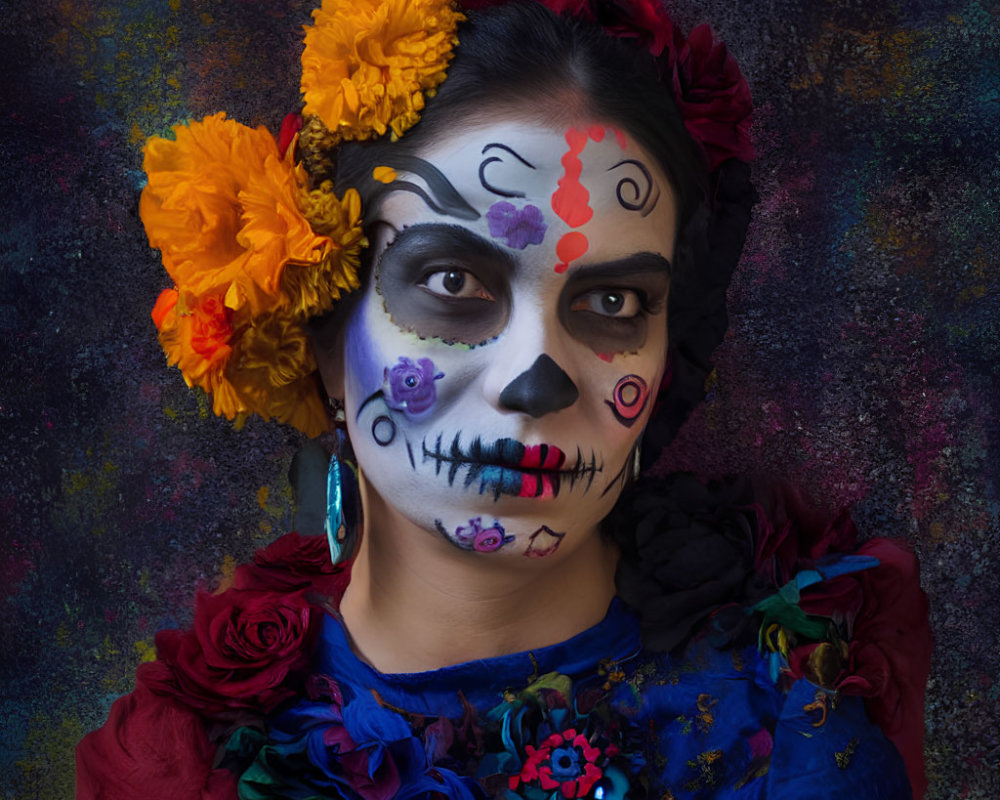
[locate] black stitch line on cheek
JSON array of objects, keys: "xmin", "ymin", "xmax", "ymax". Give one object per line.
[{"xmin": 406, "ymin": 438, "xmax": 415, "ymax": 470}]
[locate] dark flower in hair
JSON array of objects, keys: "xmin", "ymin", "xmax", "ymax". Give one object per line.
[
  {"xmin": 669, "ymin": 24, "xmax": 754, "ymax": 170},
  {"xmin": 605, "ymin": 473, "xmax": 757, "ymax": 652}
]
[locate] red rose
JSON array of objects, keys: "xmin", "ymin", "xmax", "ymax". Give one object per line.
[
  {"xmin": 840, "ymin": 539, "xmax": 931, "ymax": 798},
  {"xmin": 145, "ymin": 585, "xmax": 317, "ymax": 718},
  {"xmin": 234, "ymin": 531, "xmax": 352, "ymax": 601},
  {"xmin": 76, "ymin": 683, "xmax": 237, "ymax": 800},
  {"xmin": 670, "ymin": 24, "xmax": 753, "ymax": 170},
  {"xmin": 785, "ymin": 538, "xmax": 930, "ymax": 798},
  {"xmin": 752, "ymin": 482, "xmax": 859, "ymax": 587}
]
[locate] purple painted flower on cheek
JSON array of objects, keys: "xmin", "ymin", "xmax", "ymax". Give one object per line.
[
  {"xmin": 384, "ymin": 356, "xmax": 444, "ymax": 416},
  {"xmin": 485, "ymin": 202, "xmax": 547, "ymax": 250}
]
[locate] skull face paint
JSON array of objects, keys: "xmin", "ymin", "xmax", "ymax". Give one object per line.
[{"xmin": 332, "ymin": 120, "xmax": 676, "ymax": 559}]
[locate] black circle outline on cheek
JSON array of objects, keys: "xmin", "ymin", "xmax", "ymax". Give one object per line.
[{"xmin": 372, "ymin": 415, "xmax": 397, "ymax": 446}]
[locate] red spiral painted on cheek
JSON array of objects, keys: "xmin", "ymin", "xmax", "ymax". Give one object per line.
[{"xmin": 606, "ymin": 374, "xmax": 650, "ymax": 427}]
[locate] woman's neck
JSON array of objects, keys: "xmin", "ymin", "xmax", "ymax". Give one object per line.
[{"xmin": 338, "ymin": 488, "xmax": 619, "ymax": 674}]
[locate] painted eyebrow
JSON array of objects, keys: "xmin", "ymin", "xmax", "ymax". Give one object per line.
[
  {"xmin": 382, "ymin": 223, "xmax": 519, "ymax": 273},
  {"xmin": 566, "ymin": 252, "xmax": 673, "ymax": 280},
  {"xmin": 370, "ymin": 154, "xmax": 480, "ymax": 221}
]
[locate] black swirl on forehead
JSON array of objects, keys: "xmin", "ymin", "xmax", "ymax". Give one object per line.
[
  {"xmin": 479, "ymin": 143, "xmax": 537, "ymax": 199},
  {"xmin": 608, "ymin": 159, "xmax": 661, "ymax": 217}
]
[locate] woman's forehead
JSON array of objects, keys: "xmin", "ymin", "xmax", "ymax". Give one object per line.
[
  {"xmin": 413, "ymin": 119, "xmax": 668, "ymax": 208},
  {"xmin": 372, "ymin": 119, "xmax": 677, "ymax": 269}
]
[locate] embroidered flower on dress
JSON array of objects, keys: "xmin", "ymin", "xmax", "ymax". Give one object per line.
[{"xmin": 510, "ymin": 728, "xmax": 617, "ymax": 799}]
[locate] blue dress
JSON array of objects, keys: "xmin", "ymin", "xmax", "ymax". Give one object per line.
[{"xmin": 234, "ymin": 599, "xmax": 912, "ymax": 800}]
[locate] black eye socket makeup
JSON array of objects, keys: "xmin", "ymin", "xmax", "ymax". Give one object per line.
[
  {"xmin": 559, "ymin": 253, "xmax": 671, "ymax": 354},
  {"xmin": 376, "ymin": 223, "xmax": 670, "ymax": 353},
  {"xmin": 376, "ymin": 224, "xmax": 515, "ymax": 345}
]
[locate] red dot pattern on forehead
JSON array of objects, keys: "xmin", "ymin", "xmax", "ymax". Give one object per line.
[
  {"xmin": 555, "ymin": 232, "xmax": 588, "ymax": 274},
  {"xmin": 551, "ymin": 127, "xmax": 608, "ymax": 273}
]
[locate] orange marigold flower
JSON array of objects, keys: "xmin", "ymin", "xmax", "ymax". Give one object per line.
[
  {"xmin": 301, "ymin": 0, "xmax": 464, "ymax": 142},
  {"xmin": 141, "ymin": 113, "xmax": 341, "ymax": 319},
  {"xmin": 294, "ymin": 181, "xmax": 366, "ymax": 317},
  {"xmin": 154, "ymin": 289, "xmax": 248, "ymax": 423},
  {"xmin": 142, "ymin": 113, "xmax": 364, "ymax": 435},
  {"xmin": 228, "ymin": 315, "xmax": 328, "ymax": 436}
]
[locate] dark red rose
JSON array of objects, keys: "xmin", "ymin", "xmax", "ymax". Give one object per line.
[
  {"xmin": 145, "ymin": 586, "xmax": 316, "ymax": 718},
  {"xmin": 840, "ymin": 538, "xmax": 931, "ymax": 798},
  {"xmin": 670, "ymin": 23, "xmax": 753, "ymax": 170},
  {"xmin": 592, "ymin": 0, "xmax": 673, "ymax": 57},
  {"xmin": 76, "ymin": 684, "xmax": 237, "ymax": 799},
  {"xmin": 235, "ymin": 531, "xmax": 352, "ymax": 601},
  {"xmin": 461, "ymin": 1, "xmax": 671, "ymax": 56},
  {"xmin": 752, "ymin": 482, "xmax": 859, "ymax": 587},
  {"xmin": 785, "ymin": 538, "xmax": 930, "ymax": 798}
]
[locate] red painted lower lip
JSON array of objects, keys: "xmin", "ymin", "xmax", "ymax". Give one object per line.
[
  {"xmin": 518, "ymin": 444, "xmax": 566, "ymax": 471},
  {"xmin": 519, "ymin": 472, "xmax": 559, "ymax": 499}
]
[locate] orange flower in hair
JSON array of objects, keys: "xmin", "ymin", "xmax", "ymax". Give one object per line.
[
  {"xmin": 142, "ymin": 112, "xmax": 364, "ymax": 435},
  {"xmin": 301, "ymin": 0, "xmax": 465, "ymax": 141}
]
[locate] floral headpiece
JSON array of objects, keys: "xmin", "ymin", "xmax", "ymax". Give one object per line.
[{"xmin": 141, "ymin": 0, "xmax": 752, "ymax": 437}]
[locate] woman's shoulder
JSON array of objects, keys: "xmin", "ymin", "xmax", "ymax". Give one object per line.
[
  {"xmin": 606, "ymin": 471, "xmax": 930, "ymax": 797},
  {"xmin": 614, "ymin": 638, "xmax": 912, "ymax": 798}
]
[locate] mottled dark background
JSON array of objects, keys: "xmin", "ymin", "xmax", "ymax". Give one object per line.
[{"xmin": 0, "ymin": 0, "xmax": 997, "ymax": 797}]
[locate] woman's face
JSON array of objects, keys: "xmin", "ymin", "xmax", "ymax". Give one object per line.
[{"xmin": 330, "ymin": 119, "xmax": 677, "ymax": 560}]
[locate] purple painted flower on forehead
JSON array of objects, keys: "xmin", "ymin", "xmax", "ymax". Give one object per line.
[
  {"xmin": 384, "ymin": 356, "xmax": 444, "ymax": 416},
  {"xmin": 485, "ymin": 202, "xmax": 547, "ymax": 250}
]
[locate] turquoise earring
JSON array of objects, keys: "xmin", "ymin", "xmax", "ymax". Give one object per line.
[{"xmin": 326, "ymin": 427, "xmax": 361, "ymax": 565}]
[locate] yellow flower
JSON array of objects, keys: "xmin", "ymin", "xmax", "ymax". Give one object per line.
[
  {"xmin": 293, "ymin": 181, "xmax": 366, "ymax": 318},
  {"xmin": 228, "ymin": 315, "xmax": 328, "ymax": 437},
  {"xmin": 301, "ymin": 0, "xmax": 464, "ymax": 141}
]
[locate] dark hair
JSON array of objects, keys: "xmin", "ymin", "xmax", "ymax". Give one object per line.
[{"xmin": 320, "ymin": 2, "xmax": 706, "ymax": 236}]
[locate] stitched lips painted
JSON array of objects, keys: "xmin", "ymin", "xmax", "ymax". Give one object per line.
[{"xmin": 420, "ymin": 434, "xmax": 601, "ymax": 499}]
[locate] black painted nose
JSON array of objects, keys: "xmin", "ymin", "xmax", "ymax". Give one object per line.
[{"xmin": 499, "ymin": 354, "xmax": 579, "ymax": 418}]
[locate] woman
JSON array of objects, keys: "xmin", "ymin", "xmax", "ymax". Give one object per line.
[{"xmin": 77, "ymin": 1, "xmax": 929, "ymax": 798}]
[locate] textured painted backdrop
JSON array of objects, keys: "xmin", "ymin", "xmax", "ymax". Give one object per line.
[{"xmin": 0, "ymin": 0, "xmax": 997, "ymax": 797}]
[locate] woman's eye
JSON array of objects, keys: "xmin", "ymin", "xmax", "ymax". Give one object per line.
[
  {"xmin": 421, "ymin": 269, "xmax": 494, "ymax": 300},
  {"xmin": 570, "ymin": 289, "xmax": 642, "ymax": 318}
]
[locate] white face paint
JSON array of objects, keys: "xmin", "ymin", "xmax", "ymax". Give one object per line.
[{"xmin": 335, "ymin": 120, "xmax": 677, "ymax": 560}]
